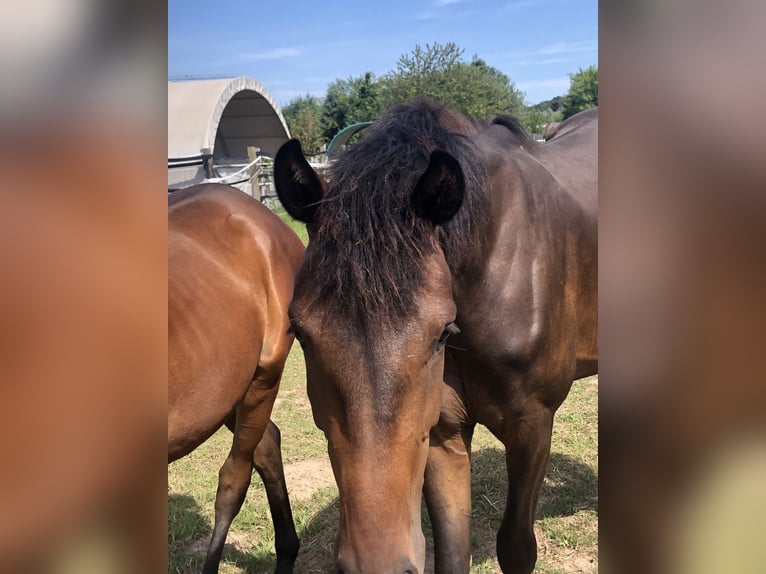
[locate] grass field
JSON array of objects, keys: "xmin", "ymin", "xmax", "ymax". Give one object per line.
[
  {"xmin": 168, "ymin": 346, "xmax": 597, "ymax": 573},
  {"xmin": 168, "ymin": 210, "xmax": 598, "ymax": 573}
]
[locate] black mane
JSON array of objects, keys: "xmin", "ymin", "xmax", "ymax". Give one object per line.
[
  {"xmin": 491, "ymin": 115, "xmax": 537, "ymax": 148},
  {"xmin": 304, "ymin": 100, "xmax": 495, "ymax": 322}
]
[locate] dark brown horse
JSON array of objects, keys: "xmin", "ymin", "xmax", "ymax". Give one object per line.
[
  {"xmin": 168, "ymin": 184, "xmax": 304, "ymax": 573},
  {"xmin": 274, "ymin": 101, "xmax": 597, "ymax": 574}
]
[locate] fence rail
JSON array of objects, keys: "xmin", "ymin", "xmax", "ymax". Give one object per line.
[{"xmin": 168, "ymin": 149, "xmax": 279, "ymax": 209}]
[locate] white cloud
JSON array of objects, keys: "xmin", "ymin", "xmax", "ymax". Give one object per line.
[
  {"xmin": 238, "ymin": 47, "xmax": 301, "ymax": 61},
  {"xmin": 503, "ymin": 56, "xmax": 572, "ymax": 67},
  {"xmin": 433, "ymin": 0, "xmax": 467, "ymax": 6},
  {"xmin": 501, "ymin": 0, "xmax": 577, "ymax": 12},
  {"xmin": 539, "ymin": 57, "xmax": 571, "ymax": 65},
  {"xmin": 536, "ymin": 41, "xmax": 597, "ymax": 56},
  {"xmin": 488, "ymin": 40, "xmax": 596, "ymax": 62}
]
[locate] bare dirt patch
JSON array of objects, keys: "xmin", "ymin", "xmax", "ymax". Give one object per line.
[
  {"xmin": 541, "ymin": 545, "xmax": 598, "ymax": 574},
  {"xmin": 538, "ymin": 519, "xmax": 599, "ymax": 574},
  {"xmin": 284, "ymin": 457, "xmax": 335, "ymax": 501},
  {"xmin": 186, "ymin": 530, "xmax": 253, "ymax": 556}
]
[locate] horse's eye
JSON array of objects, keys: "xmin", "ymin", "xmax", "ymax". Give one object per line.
[{"xmin": 437, "ymin": 322, "xmax": 460, "ymax": 350}]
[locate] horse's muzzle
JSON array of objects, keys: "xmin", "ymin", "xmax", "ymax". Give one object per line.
[{"xmin": 336, "ymin": 556, "xmax": 419, "ymax": 574}]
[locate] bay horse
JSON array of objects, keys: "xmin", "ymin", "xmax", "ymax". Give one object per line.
[
  {"xmin": 274, "ymin": 101, "xmax": 597, "ymax": 574},
  {"xmin": 168, "ymin": 184, "xmax": 304, "ymax": 573}
]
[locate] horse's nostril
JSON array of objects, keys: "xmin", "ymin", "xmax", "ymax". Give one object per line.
[
  {"xmin": 335, "ymin": 556, "xmax": 350, "ymax": 574},
  {"xmin": 400, "ymin": 558, "xmax": 419, "ymax": 574}
]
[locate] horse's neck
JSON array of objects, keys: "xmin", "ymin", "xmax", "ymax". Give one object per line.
[{"xmin": 448, "ymin": 148, "xmax": 579, "ymax": 293}]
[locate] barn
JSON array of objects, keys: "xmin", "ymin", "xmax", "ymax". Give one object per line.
[{"xmin": 167, "ymin": 76, "xmax": 290, "ymax": 197}]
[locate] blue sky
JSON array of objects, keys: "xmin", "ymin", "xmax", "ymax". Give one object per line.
[{"xmin": 169, "ymin": 0, "xmax": 597, "ymax": 106}]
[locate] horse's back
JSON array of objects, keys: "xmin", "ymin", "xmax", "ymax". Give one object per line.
[
  {"xmin": 544, "ymin": 108, "xmax": 598, "ymax": 143},
  {"xmin": 168, "ymin": 184, "xmax": 302, "ymax": 327},
  {"xmin": 168, "ymin": 184, "xmax": 303, "ymax": 459},
  {"xmin": 468, "ymin": 110, "xmax": 598, "ymax": 386},
  {"xmin": 538, "ymin": 108, "xmax": 598, "ymax": 216},
  {"xmin": 540, "ymin": 109, "xmax": 598, "ymax": 377},
  {"xmin": 169, "ymin": 184, "xmax": 302, "ymax": 259}
]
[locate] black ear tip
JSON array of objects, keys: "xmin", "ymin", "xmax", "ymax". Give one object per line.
[
  {"xmin": 430, "ymin": 149, "xmax": 461, "ymax": 168},
  {"xmin": 278, "ymin": 138, "xmax": 302, "ymax": 157},
  {"xmin": 430, "ymin": 149, "xmax": 454, "ymax": 162}
]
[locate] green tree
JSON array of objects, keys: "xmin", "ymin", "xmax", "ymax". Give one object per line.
[
  {"xmin": 282, "ymin": 95, "xmax": 325, "ymax": 155},
  {"xmin": 562, "ymin": 66, "xmax": 598, "ymax": 119},
  {"xmin": 321, "ymin": 72, "xmax": 383, "ymax": 141},
  {"xmin": 531, "ymin": 96, "xmax": 563, "ymax": 113},
  {"xmin": 519, "ymin": 102, "xmax": 563, "ymax": 136},
  {"xmin": 380, "ymin": 43, "xmax": 525, "ymax": 118},
  {"xmin": 287, "ymin": 43, "xmax": 531, "ymax": 146},
  {"xmin": 519, "ymin": 108, "xmax": 549, "ymax": 136}
]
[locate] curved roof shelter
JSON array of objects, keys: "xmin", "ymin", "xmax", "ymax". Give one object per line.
[
  {"xmin": 325, "ymin": 121, "xmax": 373, "ymax": 157},
  {"xmin": 168, "ymin": 76, "xmax": 290, "ymax": 188}
]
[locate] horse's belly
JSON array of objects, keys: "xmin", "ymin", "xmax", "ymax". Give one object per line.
[
  {"xmin": 575, "ymin": 357, "xmax": 598, "ymax": 379},
  {"xmin": 168, "ymin": 301, "xmax": 264, "ymax": 457}
]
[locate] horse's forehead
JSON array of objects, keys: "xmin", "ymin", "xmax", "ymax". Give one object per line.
[{"xmin": 292, "ymin": 257, "xmax": 453, "ymax": 331}]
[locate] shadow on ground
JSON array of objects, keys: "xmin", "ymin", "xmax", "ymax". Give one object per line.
[
  {"xmin": 168, "ymin": 449, "xmax": 596, "ymax": 573},
  {"xmin": 168, "ymin": 493, "xmax": 284, "ymax": 574},
  {"xmin": 470, "ymin": 448, "xmax": 597, "ymax": 519},
  {"xmin": 466, "ymin": 448, "xmax": 598, "ymax": 569}
]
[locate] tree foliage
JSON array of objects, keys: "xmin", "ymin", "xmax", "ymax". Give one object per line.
[
  {"xmin": 380, "ymin": 43, "xmax": 525, "ymax": 119},
  {"xmin": 562, "ymin": 66, "xmax": 598, "ymax": 119},
  {"xmin": 281, "ymin": 43, "xmax": 591, "ymax": 151},
  {"xmin": 518, "ymin": 98, "xmax": 563, "ymax": 135},
  {"xmin": 321, "ymin": 72, "xmax": 383, "ymax": 141},
  {"xmin": 518, "ymin": 108, "xmax": 552, "ymax": 136},
  {"xmin": 282, "ymin": 95, "xmax": 324, "ymax": 155}
]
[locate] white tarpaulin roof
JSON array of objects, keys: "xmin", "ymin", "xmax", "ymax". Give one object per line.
[{"xmin": 168, "ymin": 76, "xmax": 290, "ymax": 160}]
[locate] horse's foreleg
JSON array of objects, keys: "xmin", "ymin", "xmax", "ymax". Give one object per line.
[
  {"xmin": 495, "ymin": 400, "xmax": 554, "ymax": 574},
  {"xmin": 202, "ymin": 382, "xmax": 278, "ymax": 574},
  {"xmin": 423, "ymin": 386, "xmax": 475, "ymax": 574},
  {"xmin": 253, "ymin": 419, "xmax": 300, "ymax": 574}
]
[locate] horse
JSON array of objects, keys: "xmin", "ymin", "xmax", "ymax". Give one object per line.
[
  {"xmin": 168, "ymin": 184, "xmax": 305, "ymax": 574},
  {"xmin": 273, "ymin": 100, "xmax": 597, "ymax": 574}
]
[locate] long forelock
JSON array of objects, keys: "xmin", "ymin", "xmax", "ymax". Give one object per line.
[{"xmin": 304, "ymin": 101, "xmax": 490, "ymax": 323}]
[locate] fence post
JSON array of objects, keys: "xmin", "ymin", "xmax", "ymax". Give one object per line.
[
  {"xmin": 200, "ymin": 147, "xmax": 214, "ymax": 179},
  {"xmin": 247, "ymin": 146, "xmax": 261, "ymax": 200}
]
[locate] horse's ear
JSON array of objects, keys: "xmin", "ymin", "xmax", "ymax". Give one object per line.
[
  {"xmin": 410, "ymin": 149, "xmax": 464, "ymax": 225},
  {"xmin": 274, "ymin": 139, "xmax": 326, "ymax": 224}
]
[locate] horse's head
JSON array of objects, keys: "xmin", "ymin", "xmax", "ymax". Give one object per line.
[{"xmin": 275, "ymin": 138, "xmax": 465, "ymax": 574}]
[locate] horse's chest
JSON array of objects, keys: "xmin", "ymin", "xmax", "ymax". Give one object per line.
[
  {"xmin": 446, "ymin": 289, "xmax": 576, "ymax": 428},
  {"xmin": 458, "ymin": 272, "xmax": 562, "ymax": 363}
]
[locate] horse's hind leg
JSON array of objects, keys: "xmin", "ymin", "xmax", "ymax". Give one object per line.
[
  {"xmin": 205, "ymin": 418, "xmax": 298, "ymax": 574},
  {"xmin": 201, "ymin": 381, "xmax": 279, "ymax": 574},
  {"xmin": 201, "ymin": 424, "xmax": 255, "ymax": 574},
  {"xmin": 495, "ymin": 401, "xmax": 554, "ymax": 574},
  {"xmin": 253, "ymin": 420, "xmax": 299, "ymax": 573}
]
